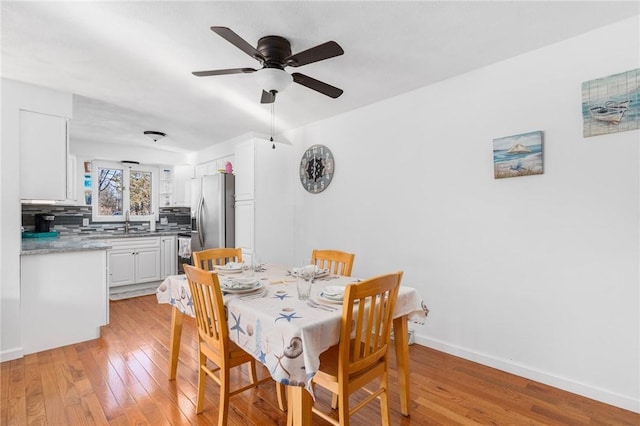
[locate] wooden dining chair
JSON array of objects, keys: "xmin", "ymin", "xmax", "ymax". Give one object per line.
[
  {"xmin": 183, "ymin": 264, "xmax": 273, "ymax": 426},
  {"xmin": 310, "ymin": 271, "xmax": 402, "ymax": 426},
  {"xmin": 192, "ymin": 247, "xmax": 242, "ymax": 271},
  {"xmin": 311, "ymin": 249, "xmax": 355, "ymax": 277},
  {"xmin": 280, "ymin": 249, "xmax": 357, "ymax": 414}
]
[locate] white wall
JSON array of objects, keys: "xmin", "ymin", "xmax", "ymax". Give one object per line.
[
  {"xmin": 1, "ymin": 79, "xmax": 73, "ymax": 361},
  {"xmin": 285, "ymin": 16, "xmax": 640, "ymax": 412}
]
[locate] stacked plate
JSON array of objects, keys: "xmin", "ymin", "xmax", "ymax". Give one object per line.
[
  {"xmin": 289, "ymin": 266, "xmax": 330, "ymax": 278},
  {"xmin": 215, "ymin": 262, "xmax": 243, "ymax": 274},
  {"xmin": 318, "ymin": 285, "xmax": 345, "ymax": 304},
  {"xmin": 221, "ymin": 277, "xmax": 263, "ymax": 294}
]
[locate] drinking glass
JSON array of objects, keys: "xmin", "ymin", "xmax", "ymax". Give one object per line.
[
  {"xmin": 297, "ymin": 276, "xmax": 312, "ymax": 300},
  {"xmin": 296, "ymin": 261, "xmax": 316, "ymax": 300}
]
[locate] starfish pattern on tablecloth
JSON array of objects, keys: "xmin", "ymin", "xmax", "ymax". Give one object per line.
[
  {"xmin": 273, "ymin": 293, "xmax": 290, "ymax": 300},
  {"xmin": 230, "ymin": 312, "xmax": 245, "ymax": 340},
  {"xmin": 275, "ymin": 312, "xmax": 301, "ymax": 322}
]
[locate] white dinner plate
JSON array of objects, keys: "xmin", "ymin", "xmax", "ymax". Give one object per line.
[
  {"xmin": 317, "ymin": 291, "xmax": 344, "ymax": 304},
  {"xmin": 215, "ymin": 263, "xmax": 243, "ymax": 274},
  {"xmin": 222, "ymin": 281, "xmax": 263, "ymax": 294}
]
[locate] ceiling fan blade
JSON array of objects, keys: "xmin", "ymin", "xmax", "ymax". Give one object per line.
[
  {"xmin": 210, "ymin": 26, "xmax": 265, "ymax": 62},
  {"xmin": 192, "ymin": 68, "xmax": 257, "ymax": 77},
  {"xmin": 292, "ymin": 73, "xmax": 343, "ymax": 99},
  {"xmin": 286, "ymin": 41, "xmax": 344, "ymax": 67},
  {"xmin": 261, "ymin": 90, "xmax": 276, "ymax": 104}
]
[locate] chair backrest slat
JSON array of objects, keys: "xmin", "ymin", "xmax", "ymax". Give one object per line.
[
  {"xmin": 311, "ymin": 249, "xmax": 355, "ymax": 277},
  {"xmin": 193, "ymin": 248, "xmax": 243, "ymax": 271},
  {"xmin": 184, "ymin": 264, "xmax": 229, "ymax": 353},
  {"xmin": 340, "ymin": 272, "xmax": 402, "ymax": 374}
]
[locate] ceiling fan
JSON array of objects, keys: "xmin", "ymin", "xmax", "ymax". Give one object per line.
[{"xmin": 192, "ymin": 27, "xmax": 344, "ymax": 104}]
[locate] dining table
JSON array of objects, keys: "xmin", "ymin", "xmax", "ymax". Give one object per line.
[{"xmin": 156, "ymin": 264, "xmax": 428, "ymax": 425}]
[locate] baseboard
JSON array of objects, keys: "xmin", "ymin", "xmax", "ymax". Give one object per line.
[
  {"xmin": 109, "ymin": 282, "xmax": 160, "ymax": 301},
  {"xmin": 413, "ymin": 333, "xmax": 640, "ymax": 414},
  {"xmin": 0, "ymin": 347, "xmax": 23, "ymax": 362}
]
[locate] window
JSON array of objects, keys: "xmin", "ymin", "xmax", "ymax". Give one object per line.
[{"xmin": 92, "ymin": 161, "xmax": 158, "ymax": 222}]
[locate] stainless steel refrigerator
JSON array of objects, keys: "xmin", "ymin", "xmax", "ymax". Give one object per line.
[{"xmin": 190, "ymin": 174, "xmax": 235, "ymax": 253}]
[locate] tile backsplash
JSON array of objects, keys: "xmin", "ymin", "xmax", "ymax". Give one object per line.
[{"xmin": 22, "ymin": 205, "xmax": 191, "ymax": 236}]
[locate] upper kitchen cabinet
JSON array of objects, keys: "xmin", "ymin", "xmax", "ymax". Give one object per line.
[
  {"xmin": 172, "ymin": 165, "xmax": 195, "ymax": 207},
  {"xmin": 2, "ymin": 79, "xmax": 73, "ymax": 202},
  {"xmin": 195, "ymin": 156, "xmax": 234, "ymax": 178},
  {"xmin": 234, "ymin": 141, "xmax": 256, "ymax": 201},
  {"xmin": 20, "ymin": 110, "xmax": 70, "ymax": 201}
]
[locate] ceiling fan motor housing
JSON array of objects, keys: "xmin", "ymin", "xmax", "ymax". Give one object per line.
[{"xmin": 257, "ymin": 36, "xmax": 292, "ymax": 69}]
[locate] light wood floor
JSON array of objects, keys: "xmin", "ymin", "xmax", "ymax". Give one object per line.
[{"xmin": 2, "ymin": 294, "xmax": 638, "ymax": 425}]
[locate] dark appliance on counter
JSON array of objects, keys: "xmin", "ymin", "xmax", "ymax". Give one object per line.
[{"xmin": 34, "ymin": 214, "xmax": 55, "ymax": 233}]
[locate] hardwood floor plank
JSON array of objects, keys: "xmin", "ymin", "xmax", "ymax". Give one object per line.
[
  {"xmin": 2, "ymin": 294, "xmax": 639, "ymax": 426},
  {"xmin": 37, "ymin": 352, "xmax": 68, "ymax": 425},
  {"xmin": 0, "ymin": 360, "xmax": 10, "ymax": 425},
  {"xmin": 23, "ymin": 353, "xmax": 47, "ymax": 425},
  {"xmin": 7, "ymin": 358, "xmax": 27, "ymax": 426}
]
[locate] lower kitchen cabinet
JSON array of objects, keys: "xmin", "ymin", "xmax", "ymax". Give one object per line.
[
  {"xmin": 21, "ymin": 249, "xmax": 108, "ymax": 355},
  {"xmin": 161, "ymin": 235, "xmax": 177, "ymax": 278},
  {"xmin": 107, "ymin": 238, "xmax": 161, "ymax": 288}
]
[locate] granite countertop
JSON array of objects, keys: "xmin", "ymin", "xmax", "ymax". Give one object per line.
[
  {"xmin": 21, "ymin": 230, "xmax": 186, "ymax": 255},
  {"xmin": 21, "ymin": 236, "xmax": 113, "ymax": 255}
]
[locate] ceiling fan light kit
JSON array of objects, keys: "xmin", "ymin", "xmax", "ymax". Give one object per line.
[
  {"xmin": 144, "ymin": 130, "xmax": 166, "ymax": 142},
  {"xmin": 192, "ymin": 26, "xmax": 344, "ymax": 104},
  {"xmin": 254, "ymin": 68, "xmax": 293, "ymax": 95}
]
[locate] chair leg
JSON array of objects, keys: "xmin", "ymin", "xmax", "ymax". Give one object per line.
[
  {"xmin": 338, "ymin": 389, "xmax": 350, "ymax": 426},
  {"xmin": 196, "ymin": 353, "xmax": 207, "ymax": 414},
  {"xmin": 277, "ymin": 382, "xmax": 287, "ymax": 411},
  {"xmin": 331, "ymin": 392, "xmax": 338, "ymax": 409},
  {"xmin": 248, "ymin": 359, "xmax": 258, "ymax": 384},
  {"xmin": 380, "ymin": 371, "xmax": 391, "ymax": 426},
  {"xmin": 218, "ymin": 367, "xmax": 230, "ymax": 426}
]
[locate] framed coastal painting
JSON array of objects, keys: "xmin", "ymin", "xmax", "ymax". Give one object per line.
[
  {"xmin": 582, "ymin": 68, "xmax": 639, "ymax": 137},
  {"xmin": 493, "ymin": 131, "xmax": 543, "ymax": 179}
]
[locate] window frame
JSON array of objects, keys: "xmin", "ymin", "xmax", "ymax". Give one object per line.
[{"xmin": 91, "ymin": 160, "xmax": 158, "ymax": 223}]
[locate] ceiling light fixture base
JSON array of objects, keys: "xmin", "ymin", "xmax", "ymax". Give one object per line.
[{"xmin": 144, "ymin": 130, "xmax": 166, "ymax": 142}]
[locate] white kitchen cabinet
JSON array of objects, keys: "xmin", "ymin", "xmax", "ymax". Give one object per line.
[
  {"xmin": 234, "ymin": 141, "xmax": 255, "ymax": 201},
  {"xmin": 107, "ymin": 238, "xmax": 161, "ymax": 289},
  {"xmin": 21, "ymin": 250, "xmax": 108, "ymax": 355},
  {"xmin": 161, "ymin": 236, "xmax": 177, "ymax": 278},
  {"xmin": 234, "ymin": 139, "xmax": 294, "ymax": 266},
  {"xmin": 172, "ymin": 165, "xmax": 194, "ymax": 207},
  {"xmin": 235, "ymin": 200, "xmax": 255, "ymax": 263},
  {"xmin": 195, "ymin": 155, "xmax": 235, "ymax": 178},
  {"xmin": 20, "ymin": 110, "xmax": 70, "ymax": 201}
]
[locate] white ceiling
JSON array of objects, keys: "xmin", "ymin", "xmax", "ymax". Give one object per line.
[{"xmin": 2, "ymin": 1, "xmax": 638, "ymax": 154}]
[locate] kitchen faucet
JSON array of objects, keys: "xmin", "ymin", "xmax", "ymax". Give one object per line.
[{"xmin": 124, "ymin": 210, "xmax": 130, "ymax": 234}]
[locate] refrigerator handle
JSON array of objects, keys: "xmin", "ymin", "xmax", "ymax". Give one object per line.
[{"xmin": 198, "ymin": 196, "xmax": 205, "ymax": 247}]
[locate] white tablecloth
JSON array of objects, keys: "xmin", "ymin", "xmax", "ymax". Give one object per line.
[{"xmin": 156, "ymin": 264, "xmax": 428, "ymax": 392}]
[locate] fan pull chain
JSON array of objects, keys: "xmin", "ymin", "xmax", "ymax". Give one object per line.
[{"xmin": 270, "ymin": 101, "xmax": 276, "ymax": 149}]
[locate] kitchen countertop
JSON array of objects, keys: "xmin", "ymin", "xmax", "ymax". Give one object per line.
[
  {"xmin": 21, "ymin": 230, "xmax": 186, "ymax": 255},
  {"xmin": 21, "ymin": 235, "xmax": 112, "ymax": 255}
]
